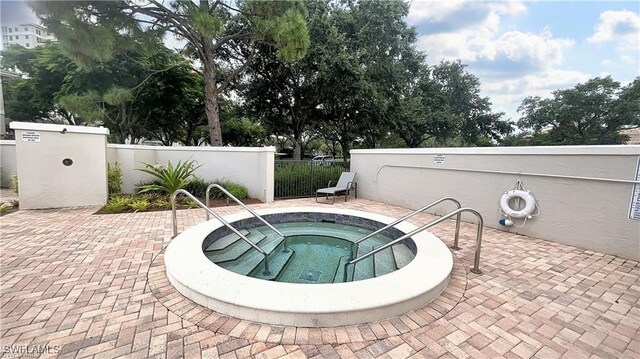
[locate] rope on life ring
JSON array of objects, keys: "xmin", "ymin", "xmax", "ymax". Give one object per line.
[{"xmin": 499, "ymin": 180, "xmax": 540, "ymax": 227}]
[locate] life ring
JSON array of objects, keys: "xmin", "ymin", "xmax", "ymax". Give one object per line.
[{"xmin": 500, "ymin": 190, "xmax": 536, "ymax": 219}]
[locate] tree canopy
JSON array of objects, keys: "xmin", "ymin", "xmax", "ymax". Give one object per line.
[
  {"xmin": 242, "ymin": 0, "xmax": 511, "ymax": 159},
  {"xmin": 512, "ymin": 76, "xmax": 640, "ymax": 145},
  {"xmin": 27, "ymin": 0, "xmax": 310, "ymax": 145},
  {"xmin": 2, "ymin": 43, "xmax": 206, "ymax": 144},
  {"xmin": 6, "ymin": 0, "xmax": 636, "ymax": 152}
]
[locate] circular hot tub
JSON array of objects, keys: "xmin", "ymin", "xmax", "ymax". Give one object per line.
[{"xmin": 165, "ymin": 207, "xmax": 453, "ymax": 327}]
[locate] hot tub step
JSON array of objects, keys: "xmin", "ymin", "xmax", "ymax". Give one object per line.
[
  {"xmin": 250, "ymin": 246, "xmax": 294, "ymax": 281},
  {"xmin": 374, "ymin": 247, "xmax": 397, "ymax": 277},
  {"xmin": 353, "ymin": 245, "xmax": 375, "ymax": 281},
  {"xmin": 204, "ymin": 229, "xmax": 250, "ymax": 251},
  {"xmin": 205, "ymin": 231, "xmax": 266, "ymax": 262},
  {"xmin": 333, "ymin": 256, "xmax": 354, "ymax": 283},
  {"xmin": 392, "ymin": 244, "xmax": 414, "ymax": 269},
  {"xmin": 276, "ymin": 222, "xmax": 376, "ymax": 243},
  {"xmin": 217, "ymin": 234, "xmax": 285, "ymax": 275}
]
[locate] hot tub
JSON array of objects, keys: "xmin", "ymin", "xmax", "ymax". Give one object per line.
[{"xmin": 165, "ymin": 207, "xmax": 453, "ymax": 327}]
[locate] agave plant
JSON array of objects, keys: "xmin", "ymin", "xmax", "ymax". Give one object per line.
[{"xmin": 137, "ymin": 160, "xmax": 203, "ymax": 195}]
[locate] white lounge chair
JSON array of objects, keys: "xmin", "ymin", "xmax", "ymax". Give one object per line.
[{"xmin": 316, "ymin": 172, "xmax": 357, "ymax": 204}]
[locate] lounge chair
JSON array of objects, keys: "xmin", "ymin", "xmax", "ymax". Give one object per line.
[{"xmin": 316, "ymin": 172, "xmax": 357, "ymax": 204}]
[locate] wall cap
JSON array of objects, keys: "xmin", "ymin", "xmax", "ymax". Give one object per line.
[
  {"xmin": 351, "ymin": 145, "xmax": 640, "ymax": 156},
  {"xmin": 107, "ymin": 144, "xmax": 276, "ymax": 153},
  {"xmin": 9, "ymin": 122, "xmax": 110, "ymax": 135}
]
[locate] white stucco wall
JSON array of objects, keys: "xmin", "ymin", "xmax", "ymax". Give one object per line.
[
  {"xmin": 351, "ymin": 146, "xmax": 640, "ymax": 260},
  {"xmin": 0, "ymin": 140, "xmax": 17, "ymax": 188},
  {"xmin": 107, "ymin": 144, "xmax": 276, "ymax": 202},
  {"xmin": 10, "ymin": 122, "xmax": 109, "ymax": 209}
]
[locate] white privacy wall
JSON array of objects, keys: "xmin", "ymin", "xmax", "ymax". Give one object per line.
[
  {"xmin": 107, "ymin": 144, "xmax": 276, "ymax": 202},
  {"xmin": 0, "ymin": 140, "xmax": 17, "ymax": 188},
  {"xmin": 10, "ymin": 122, "xmax": 109, "ymax": 209},
  {"xmin": 350, "ymin": 146, "xmax": 640, "ymax": 261}
]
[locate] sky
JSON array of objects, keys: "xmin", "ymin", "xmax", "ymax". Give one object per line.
[
  {"xmin": 2, "ymin": 0, "xmax": 639, "ymax": 123},
  {"xmin": 408, "ymin": 0, "xmax": 640, "ymax": 121}
]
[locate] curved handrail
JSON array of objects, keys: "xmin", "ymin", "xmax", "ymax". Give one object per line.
[
  {"xmin": 350, "ymin": 197, "xmax": 462, "ymax": 260},
  {"xmin": 205, "ymin": 184, "xmax": 288, "ymax": 251},
  {"xmin": 171, "ymin": 189, "xmax": 271, "ymax": 275},
  {"xmin": 344, "ymin": 207, "xmax": 483, "ymax": 281}
]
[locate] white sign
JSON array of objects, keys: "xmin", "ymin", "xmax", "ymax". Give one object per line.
[
  {"xmin": 21, "ymin": 131, "xmax": 41, "ymax": 143},
  {"xmin": 629, "ymin": 157, "xmax": 640, "ymax": 220},
  {"xmin": 433, "ymin": 154, "xmax": 446, "ymax": 165}
]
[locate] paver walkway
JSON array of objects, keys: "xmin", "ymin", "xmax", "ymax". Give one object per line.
[{"xmin": 0, "ymin": 198, "xmax": 638, "ymax": 359}]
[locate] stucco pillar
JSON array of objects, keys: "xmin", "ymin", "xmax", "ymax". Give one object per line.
[{"xmin": 10, "ymin": 122, "xmax": 109, "ymax": 209}]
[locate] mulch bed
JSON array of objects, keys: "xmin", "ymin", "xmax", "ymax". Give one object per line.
[
  {"xmin": 94, "ymin": 197, "xmax": 262, "ymax": 215},
  {"xmin": 0, "ymin": 207, "xmax": 19, "ymax": 217}
]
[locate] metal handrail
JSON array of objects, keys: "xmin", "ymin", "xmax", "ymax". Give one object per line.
[
  {"xmin": 171, "ymin": 189, "xmax": 271, "ymax": 275},
  {"xmin": 354, "ymin": 197, "xmax": 462, "ymax": 246},
  {"xmin": 205, "ymin": 184, "xmax": 289, "ymax": 252},
  {"xmin": 344, "ymin": 207, "xmax": 483, "ymax": 281}
]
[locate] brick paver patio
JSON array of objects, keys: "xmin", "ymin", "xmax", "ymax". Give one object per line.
[{"xmin": 1, "ymin": 198, "xmax": 638, "ymax": 358}]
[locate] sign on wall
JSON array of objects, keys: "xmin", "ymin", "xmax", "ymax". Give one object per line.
[
  {"xmin": 433, "ymin": 154, "xmax": 446, "ymax": 165},
  {"xmin": 629, "ymin": 157, "xmax": 640, "ymax": 220},
  {"xmin": 21, "ymin": 131, "xmax": 41, "ymax": 143}
]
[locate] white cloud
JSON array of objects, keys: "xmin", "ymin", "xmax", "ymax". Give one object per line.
[
  {"xmin": 410, "ymin": 1, "xmax": 572, "ymax": 72},
  {"xmin": 490, "ymin": 29, "xmax": 574, "ymax": 67},
  {"xmin": 408, "ymin": 0, "xmax": 526, "ymax": 27},
  {"xmin": 418, "ymin": 28, "xmax": 573, "ymax": 72},
  {"xmin": 483, "ymin": 69, "xmax": 590, "ymax": 95},
  {"xmin": 588, "ymin": 10, "xmax": 640, "ymax": 45},
  {"xmin": 408, "ymin": 2, "xmax": 637, "ymax": 122}
]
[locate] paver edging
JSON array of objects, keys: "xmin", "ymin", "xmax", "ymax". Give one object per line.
[{"xmin": 147, "ymin": 246, "xmax": 469, "ymax": 345}]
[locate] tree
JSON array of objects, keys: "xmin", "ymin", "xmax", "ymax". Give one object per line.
[
  {"xmin": 243, "ymin": 1, "xmax": 330, "ymax": 160},
  {"xmin": 389, "ymin": 73, "xmax": 456, "ymax": 148},
  {"xmin": 1, "ymin": 44, "xmax": 75, "ymax": 124},
  {"xmin": 219, "ymin": 98, "xmax": 267, "ymax": 146},
  {"xmin": 316, "ymin": 0, "xmax": 424, "ymax": 155},
  {"xmin": 430, "ymin": 60, "xmax": 512, "ymax": 146},
  {"xmin": 245, "ymin": 0, "xmax": 424, "ymax": 158},
  {"xmin": 58, "ymin": 50, "xmax": 202, "ymax": 143},
  {"xmin": 2, "ymin": 43, "xmax": 206, "ymax": 144},
  {"xmin": 28, "ymin": 0, "xmax": 310, "ymax": 146},
  {"xmin": 517, "ymin": 76, "xmax": 640, "ymax": 145}
]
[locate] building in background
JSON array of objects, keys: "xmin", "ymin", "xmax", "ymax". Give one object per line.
[{"xmin": 1, "ymin": 23, "xmax": 56, "ymax": 49}]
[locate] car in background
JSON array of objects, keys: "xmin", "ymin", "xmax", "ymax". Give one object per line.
[{"xmin": 311, "ymin": 155, "xmax": 335, "ymax": 166}]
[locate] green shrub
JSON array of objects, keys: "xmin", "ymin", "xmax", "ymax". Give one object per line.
[
  {"xmin": 206, "ymin": 180, "xmax": 248, "ymax": 200},
  {"xmin": 0, "ymin": 202, "xmax": 12, "ymax": 214},
  {"xmin": 153, "ymin": 197, "xmax": 172, "ymax": 209},
  {"xmin": 184, "ymin": 198, "xmax": 200, "ymax": 209},
  {"xmin": 129, "ymin": 198, "xmax": 150, "ymax": 212},
  {"xmin": 137, "ymin": 159, "xmax": 202, "ymax": 195},
  {"xmin": 11, "ymin": 174, "xmax": 18, "ymax": 194},
  {"xmin": 220, "ymin": 181, "xmax": 248, "ymax": 199},
  {"xmin": 184, "ymin": 176, "xmax": 211, "ymax": 197},
  {"xmin": 105, "ymin": 195, "xmax": 134, "ymax": 213},
  {"xmin": 107, "ymin": 162, "xmax": 123, "ymax": 196},
  {"xmin": 135, "ymin": 179, "xmax": 162, "ymax": 195}
]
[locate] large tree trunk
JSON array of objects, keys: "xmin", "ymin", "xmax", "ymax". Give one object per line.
[
  {"xmin": 292, "ymin": 135, "xmax": 302, "ymax": 161},
  {"xmin": 340, "ymin": 141, "xmax": 350, "ymax": 160},
  {"xmin": 202, "ymin": 40, "xmax": 223, "ymax": 146},
  {"xmin": 200, "ymin": 0, "xmax": 223, "ymax": 146}
]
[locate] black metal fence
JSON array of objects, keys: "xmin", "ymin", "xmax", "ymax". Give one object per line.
[{"xmin": 274, "ymin": 160, "xmax": 350, "ymax": 199}]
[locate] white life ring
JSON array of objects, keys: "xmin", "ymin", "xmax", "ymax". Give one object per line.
[{"xmin": 500, "ymin": 190, "xmax": 536, "ymax": 219}]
